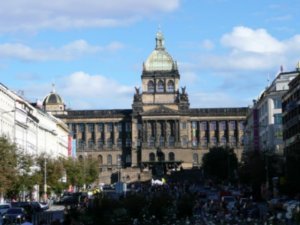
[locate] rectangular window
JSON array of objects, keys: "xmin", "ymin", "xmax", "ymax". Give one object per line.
[
  {"xmin": 137, "ymin": 139, "xmax": 141, "ymax": 147},
  {"xmin": 71, "ymin": 124, "xmax": 77, "ymax": 134},
  {"xmin": 107, "ymin": 123, "xmax": 113, "ymax": 132},
  {"xmin": 159, "ymin": 137, "xmax": 164, "ymax": 147},
  {"xmin": 98, "ymin": 139, "xmax": 104, "ymax": 148},
  {"xmin": 181, "ymin": 136, "xmax": 188, "ymax": 146},
  {"xmin": 137, "ymin": 123, "xmax": 142, "ymax": 130},
  {"xmin": 118, "ymin": 123, "xmax": 122, "ymax": 132},
  {"xmin": 238, "ymin": 121, "xmax": 245, "ymax": 131},
  {"xmin": 88, "ymin": 123, "xmax": 94, "ymax": 132},
  {"xmin": 126, "ymin": 139, "xmax": 131, "ymax": 147},
  {"xmin": 148, "ymin": 137, "xmax": 155, "ymax": 147},
  {"xmin": 88, "ymin": 139, "xmax": 94, "ymax": 148},
  {"xmin": 274, "ymin": 113, "xmax": 282, "ymax": 125},
  {"xmin": 192, "ymin": 139, "xmax": 198, "ymax": 147},
  {"xmin": 210, "ymin": 136, "xmax": 217, "ymax": 145},
  {"xmin": 181, "ymin": 122, "xmax": 187, "ymax": 129},
  {"xmin": 229, "ymin": 121, "xmax": 236, "ymax": 130},
  {"xmin": 230, "ymin": 136, "xmax": 236, "ymax": 145},
  {"xmin": 79, "ymin": 123, "xmax": 85, "ymax": 132},
  {"xmin": 98, "ymin": 123, "xmax": 104, "ymax": 132},
  {"xmin": 209, "ymin": 121, "xmax": 216, "ymax": 131},
  {"xmin": 219, "ymin": 121, "xmax": 226, "ymax": 131},
  {"xmin": 169, "ymin": 136, "xmax": 175, "ymax": 147},
  {"xmin": 191, "ymin": 121, "xmax": 197, "ymax": 129},
  {"xmin": 106, "ymin": 139, "xmax": 113, "ymax": 148},
  {"xmin": 126, "ymin": 122, "xmax": 131, "ymax": 132},
  {"xmin": 274, "ymin": 98, "xmax": 282, "ymax": 109},
  {"xmin": 117, "ymin": 139, "xmax": 122, "ymax": 147},
  {"xmin": 201, "ymin": 138, "xmax": 207, "ymax": 147},
  {"xmin": 200, "ymin": 122, "xmax": 207, "ymax": 131},
  {"xmin": 78, "ymin": 139, "xmax": 85, "ymax": 148}
]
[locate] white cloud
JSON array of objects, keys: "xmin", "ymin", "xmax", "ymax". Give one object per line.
[
  {"xmin": 59, "ymin": 71, "xmax": 134, "ymax": 109},
  {"xmin": 221, "ymin": 26, "xmax": 284, "ymax": 54},
  {"xmin": 196, "ymin": 26, "xmax": 300, "ymax": 71},
  {"xmin": 0, "ymin": 40, "xmax": 124, "ymax": 61},
  {"xmin": 0, "ymin": 0, "xmax": 180, "ymax": 32}
]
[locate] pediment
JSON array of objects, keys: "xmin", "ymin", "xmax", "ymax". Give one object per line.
[{"xmin": 142, "ymin": 105, "xmax": 179, "ymax": 115}]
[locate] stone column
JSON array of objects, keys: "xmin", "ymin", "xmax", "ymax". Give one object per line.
[{"xmin": 175, "ymin": 120, "xmax": 179, "ymax": 146}]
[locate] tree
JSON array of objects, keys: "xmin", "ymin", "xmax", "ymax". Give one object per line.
[
  {"xmin": 238, "ymin": 151, "xmax": 265, "ymax": 199},
  {"xmin": 35, "ymin": 154, "xmax": 66, "ymax": 196},
  {"xmin": 63, "ymin": 157, "xmax": 99, "ymax": 190},
  {"xmin": 13, "ymin": 152, "xmax": 41, "ymax": 200},
  {"xmin": 0, "ymin": 136, "xmax": 18, "ymax": 200},
  {"xmin": 202, "ymin": 146, "xmax": 238, "ymax": 182}
]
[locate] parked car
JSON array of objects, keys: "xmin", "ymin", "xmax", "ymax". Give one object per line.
[
  {"xmin": 11, "ymin": 201, "xmax": 43, "ymax": 213},
  {"xmin": 0, "ymin": 203, "xmax": 11, "ymax": 215},
  {"xmin": 2, "ymin": 207, "xmax": 27, "ymax": 223}
]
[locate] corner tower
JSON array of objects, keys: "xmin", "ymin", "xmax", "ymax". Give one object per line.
[{"xmin": 134, "ymin": 30, "xmax": 189, "ymax": 113}]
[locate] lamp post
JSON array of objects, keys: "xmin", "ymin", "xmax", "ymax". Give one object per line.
[
  {"xmin": 117, "ymin": 156, "xmax": 121, "ymax": 183},
  {"xmin": 43, "ymin": 157, "xmax": 47, "ymax": 201}
]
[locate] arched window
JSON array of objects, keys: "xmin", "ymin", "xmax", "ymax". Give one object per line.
[
  {"xmin": 167, "ymin": 80, "xmax": 174, "ymax": 92},
  {"xmin": 148, "ymin": 80, "xmax": 154, "ymax": 93},
  {"xmin": 78, "ymin": 155, "xmax": 83, "ymax": 161},
  {"xmin": 157, "ymin": 80, "xmax": 164, "ymax": 92},
  {"xmin": 107, "ymin": 154, "xmax": 112, "ymax": 165},
  {"xmin": 149, "ymin": 153, "xmax": 155, "ymax": 162},
  {"xmin": 169, "ymin": 152, "xmax": 175, "ymax": 161},
  {"xmin": 98, "ymin": 155, "xmax": 103, "ymax": 164}
]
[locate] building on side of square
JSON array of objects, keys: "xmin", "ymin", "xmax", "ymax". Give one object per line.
[
  {"xmin": 44, "ymin": 31, "xmax": 248, "ymax": 183},
  {"xmin": 0, "ymin": 82, "xmax": 69, "ymax": 159},
  {"xmin": 282, "ymin": 63, "xmax": 300, "ymax": 152},
  {"xmin": 244, "ymin": 66, "xmax": 298, "ymax": 155}
]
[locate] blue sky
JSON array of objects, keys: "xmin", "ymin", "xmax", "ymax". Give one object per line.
[{"xmin": 1, "ymin": 0, "xmax": 300, "ymax": 109}]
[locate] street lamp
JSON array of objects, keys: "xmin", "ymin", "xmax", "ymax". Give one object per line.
[
  {"xmin": 43, "ymin": 157, "xmax": 47, "ymax": 201},
  {"xmin": 117, "ymin": 156, "xmax": 121, "ymax": 183}
]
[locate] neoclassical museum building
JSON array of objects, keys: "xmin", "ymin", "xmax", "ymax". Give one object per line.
[{"xmin": 43, "ymin": 31, "xmax": 248, "ymax": 183}]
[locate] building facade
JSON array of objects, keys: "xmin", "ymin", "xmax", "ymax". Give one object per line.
[
  {"xmin": 244, "ymin": 67, "xmax": 298, "ymax": 154},
  {"xmin": 0, "ymin": 83, "xmax": 69, "ymax": 158},
  {"xmin": 44, "ymin": 31, "xmax": 248, "ymax": 183},
  {"xmin": 282, "ymin": 65, "xmax": 300, "ymax": 152}
]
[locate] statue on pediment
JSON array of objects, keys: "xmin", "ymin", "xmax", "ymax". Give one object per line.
[
  {"xmin": 134, "ymin": 86, "xmax": 142, "ymax": 102},
  {"xmin": 180, "ymin": 86, "xmax": 189, "ymax": 102}
]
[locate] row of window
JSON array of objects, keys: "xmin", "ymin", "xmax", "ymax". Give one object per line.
[
  {"xmin": 190, "ymin": 121, "xmax": 244, "ymax": 131},
  {"xmin": 70, "ymin": 120, "xmax": 244, "ymax": 135},
  {"xmin": 147, "ymin": 80, "xmax": 175, "ymax": 93},
  {"xmin": 70, "ymin": 122, "xmax": 132, "ymax": 133},
  {"xmin": 78, "ymin": 138, "xmax": 132, "ymax": 148},
  {"xmin": 77, "ymin": 135, "xmax": 242, "ymax": 149}
]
